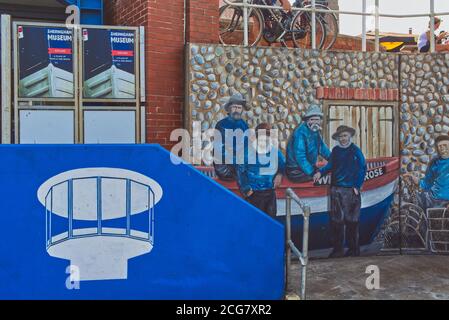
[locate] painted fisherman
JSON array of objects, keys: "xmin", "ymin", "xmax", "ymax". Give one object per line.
[
  {"xmin": 412, "ymin": 135, "xmax": 449, "ymax": 210},
  {"xmin": 214, "ymin": 93, "xmax": 250, "ymax": 181},
  {"xmin": 236, "ymin": 123, "xmax": 286, "ymax": 218},
  {"xmin": 313, "ymin": 125, "xmax": 367, "ymax": 258},
  {"xmin": 286, "ymin": 104, "xmax": 331, "ymax": 183}
]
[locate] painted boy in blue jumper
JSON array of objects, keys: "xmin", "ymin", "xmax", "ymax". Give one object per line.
[
  {"xmin": 214, "ymin": 93, "xmax": 249, "ymax": 181},
  {"xmin": 417, "ymin": 135, "xmax": 449, "ymax": 210},
  {"xmin": 314, "ymin": 126, "xmax": 367, "ymax": 258},
  {"xmin": 237, "ymin": 123, "xmax": 286, "ymax": 218},
  {"xmin": 286, "ymin": 104, "xmax": 331, "ymax": 183}
]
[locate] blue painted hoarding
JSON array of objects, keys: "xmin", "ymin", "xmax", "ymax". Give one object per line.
[{"xmin": 0, "ymin": 145, "xmax": 284, "ymax": 300}]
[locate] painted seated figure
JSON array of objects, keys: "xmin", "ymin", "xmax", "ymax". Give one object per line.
[
  {"xmin": 285, "ymin": 104, "xmax": 331, "ymax": 183},
  {"xmin": 416, "ymin": 135, "xmax": 449, "ymax": 211}
]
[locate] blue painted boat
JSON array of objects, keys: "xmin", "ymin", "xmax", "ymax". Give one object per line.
[{"xmin": 197, "ymin": 157, "xmax": 400, "ymax": 252}]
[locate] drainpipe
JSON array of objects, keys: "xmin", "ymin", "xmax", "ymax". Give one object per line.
[{"xmin": 184, "ymin": 0, "xmax": 187, "ymax": 44}]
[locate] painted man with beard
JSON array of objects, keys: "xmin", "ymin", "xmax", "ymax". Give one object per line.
[
  {"xmin": 286, "ymin": 104, "xmax": 331, "ymax": 183},
  {"xmin": 213, "ymin": 93, "xmax": 250, "ymax": 181}
]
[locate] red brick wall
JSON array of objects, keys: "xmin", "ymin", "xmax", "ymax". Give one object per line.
[
  {"xmin": 104, "ymin": 0, "xmax": 149, "ymax": 26},
  {"xmin": 332, "ymin": 34, "xmax": 377, "ymax": 52},
  {"xmin": 316, "ymin": 88, "xmax": 399, "ymax": 101},
  {"xmin": 186, "ymin": 0, "xmax": 220, "ymax": 43},
  {"xmin": 105, "ymin": 0, "xmax": 219, "ymax": 149}
]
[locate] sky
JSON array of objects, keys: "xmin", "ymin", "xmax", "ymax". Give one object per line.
[{"xmin": 290, "ymin": 0, "xmax": 449, "ymax": 36}]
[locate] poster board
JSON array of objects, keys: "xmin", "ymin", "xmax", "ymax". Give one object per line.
[
  {"xmin": 17, "ymin": 25, "xmax": 74, "ymax": 99},
  {"xmin": 82, "ymin": 28, "xmax": 137, "ymax": 100}
]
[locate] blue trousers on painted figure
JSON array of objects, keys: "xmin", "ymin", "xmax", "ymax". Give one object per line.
[{"xmin": 329, "ymin": 186, "xmax": 362, "ymax": 258}]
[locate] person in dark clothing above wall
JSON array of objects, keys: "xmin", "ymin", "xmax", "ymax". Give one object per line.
[
  {"xmin": 313, "ymin": 125, "xmax": 367, "ymax": 259},
  {"xmin": 237, "ymin": 123, "xmax": 286, "ymax": 219}
]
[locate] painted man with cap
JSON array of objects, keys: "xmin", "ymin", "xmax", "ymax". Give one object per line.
[
  {"xmin": 313, "ymin": 125, "xmax": 367, "ymax": 258},
  {"xmin": 213, "ymin": 93, "xmax": 250, "ymax": 181},
  {"xmin": 413, "ymin": 135, "xmax": 449, "ymax": 210},
  {"xmin": 286, "ymin": 104, "xmax": 331, "ymax": 183},
  {"xmin": 236, "ymin": 123, "xmax": 285, "ymax": 218}
]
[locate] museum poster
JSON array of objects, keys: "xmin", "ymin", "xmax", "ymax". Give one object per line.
[
  {"xmin": 83, "ymin": 28, "xmax": 136, "ymax": 100},
  {"xmin": 18, "ymin": 26, "xmax": 74, "ymax": 99}
]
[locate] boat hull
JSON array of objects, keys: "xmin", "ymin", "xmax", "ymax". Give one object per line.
[
  {"xmin": 276, "ymin": 193, "xmax": 395, "ymax": 251},
  {"xmin": 196, "ymin": 157, "xmax": 400, "ymax": 253}
]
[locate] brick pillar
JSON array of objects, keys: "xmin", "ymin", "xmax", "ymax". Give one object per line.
[
  {"xmin": 105, "ymin": 0, "xmax": 220, "ymax": 149},
  {"xmin": 186, "ymin": 0, "xmax": 220, "ymax": 44},
  {"xmin": 104, "ymin": 0, "xmax": 183, "ymax": 148},
  {"xmin": 146, "ymin": 0, "xmax": 186, "ymax": 148},
  {"xmin": 104, "ymin": 0, "xmax": 149, "ymax": 26}
]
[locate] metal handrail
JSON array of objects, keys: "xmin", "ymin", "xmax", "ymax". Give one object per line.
[
  {"xmin": 285, "ymin": 188, "xmax": 310, "ymax": 301},
  {"xmin": 222, "ymin": 0, "xmax": 449, "ymax": 52}
]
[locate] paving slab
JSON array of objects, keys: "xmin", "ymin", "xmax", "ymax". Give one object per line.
[{"xmin": 287, "ymin": 255, "xmax": 449, "ymax": 300}]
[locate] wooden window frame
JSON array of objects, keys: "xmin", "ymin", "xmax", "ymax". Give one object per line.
[{"xmin": 322, "ymin": 100, "xmax": 400, "ymax": 158}]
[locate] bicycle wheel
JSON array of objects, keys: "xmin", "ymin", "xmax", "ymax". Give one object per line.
[
  {"xmin": 219, "ymin": 4, "xmax": 264, "ymax": 46},
  {"xmin": 308, "ymin": 4, "xmax": 339, "ymax": 50},
  {"xmin": 290, "ymin": 11, "xmax": 326, "ymax": 49}
]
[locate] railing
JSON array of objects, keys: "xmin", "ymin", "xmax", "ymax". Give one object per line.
[
  {"xmin": 222, "ymin": 0, "xmax": 449, "ymax": 52},
  {"xmin": 285, "ymin": 188, "xmax": 310, "ymax": 300},
  {"xmin": 45, "ymin": 176, "xmax": 156, "ymax": 250}
]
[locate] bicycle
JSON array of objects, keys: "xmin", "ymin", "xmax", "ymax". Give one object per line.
[
  {"xmin": 219, "ymin": 0, "xmax": 326, "ymax": 49},
  {"xmin": 293, "ymin": 0, "xmax": 339, "ymax": 50}
]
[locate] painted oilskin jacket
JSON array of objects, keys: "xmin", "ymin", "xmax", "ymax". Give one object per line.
[
  {"xmin": 319, "ymin": 143, "xmax": 367, "ymax": 190},
  {"xmin": 236, "ymin": 146, "xmax": 286, "ymax": 195},
  {"xmin": 286, "ymin": 123, "xmax": 331, "ymax": 176},
  {"xmin": 420, "ymin": 157, "xmax": 449, "ymax": 201},
  {"xmin": 214, "ymin": 116, "xmax": 249, "ymax": 165}
]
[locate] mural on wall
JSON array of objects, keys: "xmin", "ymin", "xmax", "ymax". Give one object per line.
[
  {"xmin": 186, "ymin": 44, "xmax": 449, "ymax": 255},
  {"xmin": 186, "ymin": 44, "xmax": 398, "ymax": 148},
  {"xmin": 398, "ymin": 53, "xmax": 449, "ymax": 253},
  {"xmin": 186, "ymin": 44, "xmax": 401, "ymax": 256}
]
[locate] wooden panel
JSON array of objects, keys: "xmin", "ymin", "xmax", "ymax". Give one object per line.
[
  {"xmin": 372, "ymin": 108, "xmax": 379, "ymax": 158},
  {"xmin": 353, "ymin": 107, "xmax": 361, "ymax": 147},
  {"xmin": 379, "ymin": 107, "xmax": 386, "ymax": 157},
  {"xmin": 386, "ymin": 107, "xmax": 393, "ymax": 157},
  {"xmin": 329, "ymin": 106, "xmax": 336, "ymax": 146},
  {"xmin": 326, "ymin": 104, "xmax": 396, "ymax": 159},
  {"xmin": 367, "ymin": 107, "xmax": 373, "ymax": 158},
  {"xmin": 360, "ymin": 106, "xmax": 367, "ymax": 156}
]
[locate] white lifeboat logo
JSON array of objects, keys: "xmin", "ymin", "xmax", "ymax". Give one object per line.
[{"xmin": 37, "ymin": 168, "xmax": 163, "ymax": 282}]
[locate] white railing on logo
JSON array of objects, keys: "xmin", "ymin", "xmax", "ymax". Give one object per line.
[{"xmin": 44, "ymin": 176, "xmax": 155, "ymax": 250}]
